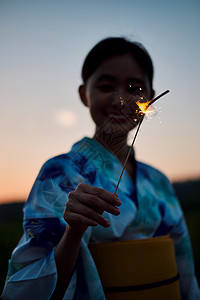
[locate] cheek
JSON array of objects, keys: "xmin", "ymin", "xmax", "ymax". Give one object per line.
[
  {"xmin": 89, "ymin": 100, "xmax": 108, "ymax": 126},
  {"xmin": 89, "ymin": 92, "xmax": 108, "ymax": 110},
  {"xmin": 90, "ymin": 103, "xmax": 105, "ymax": 119}
]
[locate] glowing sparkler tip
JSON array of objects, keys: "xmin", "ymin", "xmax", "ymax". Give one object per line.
[
  {"xmin": 136, "ymin": 100, "xmax": 152, "ymax": 114},
  {"xmin": 115, "ymin": 89, "xmax": 169, "ymax": 193}
]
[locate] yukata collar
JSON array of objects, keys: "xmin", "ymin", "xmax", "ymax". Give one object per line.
[
  {"xmin": 73, "ymin": 137, "xmax": 137, "ymax": 190},
  {"xmin": 81, "ymin": 136, "xmax": 136, "ymax": 166}
]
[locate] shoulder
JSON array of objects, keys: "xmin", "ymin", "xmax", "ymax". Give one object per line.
[
  {"xmin": 36, "ymin": 137, "xmax": 88, "ymax": 181},
  {"xmin": 37, "ymin": 153, "xmax": 72, "ymax": 181},
  {"xmin": 137, "ymin": 161, "xmax": 175, "ymax": 194},
  {"xmin": 136, "ymin": 161, "xmax": 183, "ymax": 219},
  {"xmin": 137, "ymin": 161, "xmax": 169, "ymax": 180}
]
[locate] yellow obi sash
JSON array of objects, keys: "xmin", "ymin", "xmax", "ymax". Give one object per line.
[{"xmin": 89, "ymin": 235, "xmax": 181, "ymax": 300}]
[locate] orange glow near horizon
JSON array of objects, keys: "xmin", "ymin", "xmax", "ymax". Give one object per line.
[
  {"xmin": 1, "ymin": 172, "xmax": 200, "ymax": 204},
  {"xmin": 0, "ymin": 145, "xmax": 200, "ymax": 204},
  {"xmin": 0, "ymin": 173, "xmax": 30, "ymax": 204}
]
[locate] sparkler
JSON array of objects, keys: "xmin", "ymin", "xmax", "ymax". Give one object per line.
[{"xmin": 114, "ymin": 90, "xmax": 170, "ymax": 193}]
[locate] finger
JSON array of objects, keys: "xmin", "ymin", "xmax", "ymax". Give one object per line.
[
  {"xmin": 65, "ymin": 211, "xmax": 99, "ymax": 227},
  {"xmin": 68, "ymin": 189, "xmax": 120, "ymax": 215},
  {"xmin": 78, "ymin": 183, "xmax": 121, "ymax": 206},
  {"xmin": 77, "ymin": 193, "xmax": 120, "ymax": 216},
  {"xmin": 93, "ymin": 207, "xmax": 104, "ymax": 215},
  {"xmin": 70, "ymin": 202, "xmax": 111, "ymax": 228}
]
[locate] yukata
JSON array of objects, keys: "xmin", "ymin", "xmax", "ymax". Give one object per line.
[{"xmin": 2, "ymin": 137, "xmax": 200, "ymax": 300}]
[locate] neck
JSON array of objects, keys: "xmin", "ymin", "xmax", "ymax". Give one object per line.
[{"xmin": 94, "ymin": 129, "xmax": 130, "ymax": 165}]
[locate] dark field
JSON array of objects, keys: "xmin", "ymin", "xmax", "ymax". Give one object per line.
[{"xmin": 0, "ymin": 179, "xmax": 200, "ymax": 293}]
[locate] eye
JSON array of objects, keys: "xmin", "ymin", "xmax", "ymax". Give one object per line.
[
  {"xmin": 98, "ymin": 84, "xmax": 114, "ymax": 92},
  {"xmin": 128, "ymin": 85, "xmax": 143, "ymax": 94}
]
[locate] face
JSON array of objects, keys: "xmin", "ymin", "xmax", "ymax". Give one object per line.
[{"xmin": 79, "ymin": 54, "xmax": 154, "ymax": 136}]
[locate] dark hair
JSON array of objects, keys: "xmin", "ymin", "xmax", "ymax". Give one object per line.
[{"xmin": 81, "ymin": 37, "xmax": 154, "ymax": 89}]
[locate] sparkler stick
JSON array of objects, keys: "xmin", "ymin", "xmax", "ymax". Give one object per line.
[
  {"xmin": 114, "ymin": 90, "xmax": 170, "ymax": 194},
  {"xmin": 146, "ymin": 90, "xmax": 170, "ymax": 109},
  {"xmin": 114, "ymin": 115, "xmax": 144, "ymax": 193}
]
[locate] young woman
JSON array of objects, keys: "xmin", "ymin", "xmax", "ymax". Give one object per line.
[{"xmin": 2, "ymin": 37, "xmax": 199, "ymax": 300}]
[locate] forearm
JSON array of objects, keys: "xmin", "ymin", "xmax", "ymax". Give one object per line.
[
  {"xmin": 51, "ymin": 184, "xmax": 121, "ymax": 299},
  {"xmin": 51, "ymin": 225, "xmax": 84, "ymax": 299}
]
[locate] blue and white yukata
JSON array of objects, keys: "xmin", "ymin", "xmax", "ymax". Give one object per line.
[{"xmin": 2, "ymin": 137, "xmax": 200, "ymax": 299}]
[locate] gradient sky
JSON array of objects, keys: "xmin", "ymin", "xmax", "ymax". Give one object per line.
[{"xmin": 0, "ymin": 0, "xmax": 200, "ymax": 203}]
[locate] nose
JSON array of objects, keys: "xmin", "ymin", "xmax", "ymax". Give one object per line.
[
  {"xmin": 111, "ymin": 89, "xmax": 129, "ymax": 108},
  {"xmin": 116, "ymin": 89, "xmax": 141, "ymax": 117}
]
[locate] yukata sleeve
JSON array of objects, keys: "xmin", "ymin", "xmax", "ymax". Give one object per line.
[
  {"xmin": 1, "ymin": 156, "xmax": 78, "ymax": 300},
  {"xmin": 162, "ymin": 178, "xmax": 200, "ymax": 300},
  {"xmin": 171, "ymin": 214, "xmax": 200, "ymax": 300},
  {"xmin": 2, "ymin": 222, "xmax": 63, "ymax": 300},
  {"xmin": 152, "ymin": 168, "xmax": 199, "ymax": 300}
]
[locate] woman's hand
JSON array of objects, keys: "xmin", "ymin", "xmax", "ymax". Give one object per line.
[
  {"xmin": 63, "ymin": 183, "xmax": 121, "ymax": 234},
  {"xmin": 54, "ymin": 184, "xmax": 121, "ymax": 298}
]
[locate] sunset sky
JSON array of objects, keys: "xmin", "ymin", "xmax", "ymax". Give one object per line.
[{"xmin": 1, "ymin": 0, "xmax": 200, "ymax": 203}]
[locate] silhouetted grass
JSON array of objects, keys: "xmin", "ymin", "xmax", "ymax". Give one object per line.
[
  {"xmin": 0, "ymin": 220, "xmax": 23, "ymax": 288},
  {"xmin": 0, "ymin": 203, "xmax": 24, "ymax": 293},
  {"xmin": 0, "ymin": 179, "xmax": 200, "ymax": 294}
]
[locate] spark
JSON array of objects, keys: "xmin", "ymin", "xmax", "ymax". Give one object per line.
[{"xmin": 115, "ymin": 90, "xmax": 170, "ymax": 193}]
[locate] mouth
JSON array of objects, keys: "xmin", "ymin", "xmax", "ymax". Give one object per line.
[
  {"xmin": 108, "ymin": 113, "xmax": 126, "ymax": 118},
  {"xmin": 107, "ymin": 108, "xmax": 138, "ymax": 118},
  {"xmin": 105, "ymin": 109, "xmax": 144, "ymax": 131},
  {"xmin": 107, "ymin": 112, "xmax": 127, "ymax": 122}
]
